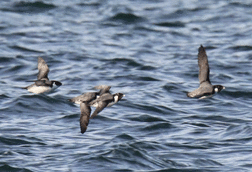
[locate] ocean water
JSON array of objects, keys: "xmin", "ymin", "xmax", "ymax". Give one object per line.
[{"xmin": 0, "ymin": 0, "xmax": 252, "ymax": 171}]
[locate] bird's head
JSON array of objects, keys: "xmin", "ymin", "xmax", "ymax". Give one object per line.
[{"xmin": 214, "ymin": 85, "xmax": 225, "ymax": 93}]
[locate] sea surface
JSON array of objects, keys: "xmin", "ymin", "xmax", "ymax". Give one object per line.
[{"xmin": 0, "ymin": 0, "xmax": 252, "ymax": 171}]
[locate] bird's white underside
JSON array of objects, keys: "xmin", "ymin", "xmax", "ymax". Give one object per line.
[
  {"xmin": 27, "ymin": 86, "xmax": 51, "ymax": 94},
  {"xmin": 27, "ymin": 85, "xmax": 60, "ymax": 94}
]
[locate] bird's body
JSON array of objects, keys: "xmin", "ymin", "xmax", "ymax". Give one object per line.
[
  {"xmin": 89, "ymin": 93, "xmax": 124, "ymax": 119},
  {"xmin": 187, "ymin": 45, "xmax": 225, "ymax": 98},
  {"xmin": 68, "ymin": 92, "xmax": 99, "ymax": 105},
  {"xmin": 68, "ymin": 85, "xmax": 111, "ymax": 104},
  {"xmin": 187, "ymin": 81, "xmax": 217, "ymax": 99},
  {"xmin": 25, "ymin": 83, "xmax": 52, "ymax": 94}
]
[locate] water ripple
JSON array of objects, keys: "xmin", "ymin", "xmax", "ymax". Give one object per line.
[
  {"xmin": 13, "ymin": 1, "xmax": 56, "ymax": 13},
  {"xmin": 109, "ymin": 13, "xmax": 144, "ymax": 24}
]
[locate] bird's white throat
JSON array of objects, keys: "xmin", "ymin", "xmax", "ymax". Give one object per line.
[{"xmin": 114, "ymin": 95, "xmax": 119, "ymax": 103}]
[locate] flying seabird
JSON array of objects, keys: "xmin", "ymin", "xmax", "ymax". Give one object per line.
[
  {"xmin": 23, "ymin": 57, "xmax": 62, "ymax": 94},
  {"xmin": 69, "ymin": 86, "xmax": 124, "ymax": 134},
  {"xmin": 187, "ymin": 45, "xmax": 225, "ymax": 99}
]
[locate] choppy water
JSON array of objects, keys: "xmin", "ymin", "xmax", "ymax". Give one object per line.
[{"xmin": 1, "ymin": 0, "xmax": 252, "ymax": 171}]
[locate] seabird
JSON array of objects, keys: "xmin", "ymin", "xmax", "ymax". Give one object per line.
[
  {"xmin": 23, "ymin": 57, "xmax": 62, "ymax": 94},
  {"xmin": 69, "ymin": 86, "xmax": 124, "ymax": 134},
  {"xmin": 89, "ymin": 92, "xmax": 125, "ymax": 119},
  {"xmin": 187, "ymin": 45, "xmax": 225, "ymax": 99}
]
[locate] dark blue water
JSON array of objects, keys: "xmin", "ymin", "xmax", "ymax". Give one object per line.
[{"xmin": 1, "ymin": 0, "xmax": 252, "ymax": 171}]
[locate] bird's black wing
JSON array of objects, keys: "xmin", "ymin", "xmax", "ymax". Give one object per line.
[
  {"xmin": 94, "ymin": 85, "xmax": 111, "ymax": 95},
  {"xmin": 89, "ymin": 93, "xmax": 113, "ymax": 105},
  {"xmin": 80, "ymin": 102, "xmax": 91, "ymax": 134},
  {"xmin": 90, "ymin": 101, "xmax": 109, "ymax": 119},
  {"xmin": 198, "ymin": 45, "xmax": 210, "ymax": 84},
  {"xmin": 37, "ymin": 57, "xmax": 49, "ymax": 80}
]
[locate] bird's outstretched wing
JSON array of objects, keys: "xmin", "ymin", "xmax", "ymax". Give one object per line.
[
  {"xmin": 89, "ymin": 93, "xmax": 113, "ymax": 105},
  {"xmin": 80, "ymin": 102, "xmax": 91, "ymax": 134},
  {"xmin": 37, "ymin": 57, "xmax": 49, "ymax": 80},
  {"xmin": 94, "ymin": 85, "xmax": 111, "ymax": 95},
  {"xmin": 198, "ymin": 45, "xmax": 210, "ymax": 84},
  {"xmin": 90, "ymin": 101, "xmax": 109, "ymax": 119}
]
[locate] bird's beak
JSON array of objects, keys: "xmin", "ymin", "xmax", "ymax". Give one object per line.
[
  {"xmin": 223, "ymin": 87, "xmax": 226, "ymax": 89},
  {"xmin": 123, "ymin": 94, "xmax": 125, "ymax": 97}
]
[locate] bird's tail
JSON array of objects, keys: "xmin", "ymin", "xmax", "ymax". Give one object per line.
[{"xmin": 21, "ymin": 86, "xmax": 28, "ymax": 89}]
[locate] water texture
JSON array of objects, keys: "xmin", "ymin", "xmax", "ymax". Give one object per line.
[{"xmin": 0, "ymin": 0, "xmax": 252, "ymax": 171}]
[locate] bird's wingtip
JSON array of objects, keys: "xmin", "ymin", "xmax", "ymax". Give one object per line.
[{"xmin": 198, "ymin": 45, "xmax": 205, "ymax": 52}]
